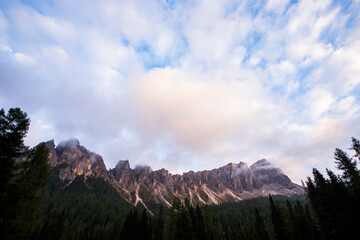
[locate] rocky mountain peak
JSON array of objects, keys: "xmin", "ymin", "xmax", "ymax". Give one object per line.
[
  {"xmin": 45, "ymin": 139, "xmax": 58, "ymax": 167},
  {"xmin": 46, "ymin": 139, "xmax": 56, "ymax": 148},
  {"xmin": 115, "ymin": 160, "xmax": 130, "ymax": 170},
  {"xmin": 57, "ymin": 138, "xmax": 80, "ymax": 149},
  {"xmin": 47, "ymin": 139, "xmax": 109, "ymax": 182},
  {"xmin": 249, "ymin": 159, "xmax": 282, "ymax": 174},
  {"xmin": 250, "ymin": 159, "xmax": 291, "ymax": 188},
  {"xmin": 250, "ymin": 159, "xmax": 273, "ymax": 169}
]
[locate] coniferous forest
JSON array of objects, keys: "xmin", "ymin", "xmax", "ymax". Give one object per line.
[{"xmin": 1, "ymin": 108, "xmax": 360, "ymax": 240}]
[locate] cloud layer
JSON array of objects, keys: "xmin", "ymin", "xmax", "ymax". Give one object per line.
[{"xmin": 1, "ymin": 0, "xmax": 360, "ymax": 183}]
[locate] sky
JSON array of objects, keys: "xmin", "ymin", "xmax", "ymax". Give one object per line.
[{"xmin": 0, "ymin": 0, "xmax": 360, "ymax": 184}]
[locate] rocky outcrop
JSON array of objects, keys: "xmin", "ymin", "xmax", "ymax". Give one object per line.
[
  {"xmin": 46, "ymin": 139, "xmax": 113, "ymax": 184},
  {"xmin": 108, "ymin": 159, "xmax": 303, "ymax": 207},
  {"xmin": 46, "ymin": 139, "xmax": 304, "ymax": 209}
]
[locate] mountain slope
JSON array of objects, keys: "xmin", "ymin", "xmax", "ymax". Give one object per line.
[{"xmin": 45, "ymin": 139, "xmax": 304, "ymax": 209}]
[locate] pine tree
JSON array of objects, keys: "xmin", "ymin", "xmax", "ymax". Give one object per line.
[
  {"xmin": 120, "ymin": 209, "xmax": 139, "ymax": 240},
  {"xmin": 154, "ymin": 206, "xmax": 165, "ymax": 240},
  {"xmin": 334, "ymin": 148, "xmax": 360, "ymax": 192},
  {"xmin": 352, "ymin": 137, "xmax": 360, "ymax": 160},
  {"xmin": 194, "ymin": 205, "xmax": 206, "ymax": 240},
  {"xmin": 292, "ymin": 201, "xmax": 307, "ymax": 240},
  {"xmin": 139, "ymin": 209, "xmax": 151, "ymax": 240},
  {"xmin": 176, "ymin": 203, "xmax": 194, "ymax": 240},
  {"xmin": 203, "ymin": 205, "xmax": 215, "ymax": 240},
  {"xmin": 0, "ymin": 108, "xmax": 50, "ymax": 239},
  {"xmin": 0, "ymin": 108, "xmax": 30, "ymax": 194},
  {"xmin": 285, "ymin": 200, "xmax": 296, "ymax": 240},
  {"xmin": 254, "ymin": 207, "xmax": 269, "ymax": 240},
  {"xmin": 269, "ymin": 195, "xmax": 288, "ymax": 240},
  {"xmin": 305, "ymin": 138, "xmax": 360, "ymax": 240}
]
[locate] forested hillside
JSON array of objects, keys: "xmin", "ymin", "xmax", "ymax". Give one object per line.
[
  {"xmin": 32, "ymin": 173, "xmax": 307, "ymax": 240},
  {"xmin": 32, "ymin": 168, "xmax": 133, "ymax": 240}
]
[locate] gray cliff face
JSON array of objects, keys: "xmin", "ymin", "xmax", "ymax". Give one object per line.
[
  {"xmin": 46, "ymin": 139, "xmax": 113, "ymax": 184},
  {"xmin": 45, "ymin": 140, "xmax": 57, "ymax": 167},
  {"xmin": 250, "ymin": 159, "xmax": 292, "ymax": 186},
  {"xmin": 108, "ymin": 160, "xmax": 303, "ymax": 207},
  {"xmin": 46, "ymin": 139, "xmax": 304, "ymax": 208}
]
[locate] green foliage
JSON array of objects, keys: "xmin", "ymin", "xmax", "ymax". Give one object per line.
[
  {"xmin": 269, "ymin": 194, "xmax": 289, "ymax": 240},
  {"xmin": 153, "ymin": 205, "xmax": 165, "ymax": 240},
  {"xmin": 165, "ymin": 198, "xmax": 194, "ymax": 240},
  {"xmin": 0, "ymin": 107, "xmax": 30, "ymax": 197},
  {"xmin": 254, "ymin": 207, "xmax": 269, "ymax": 240},
  {"xmin": 34, "ymin": 172, "xmax": 133, "ymax": 240},
  {"xmin": 0, "ymin": 108, "xmax": 50, "ymax": 240},
  {"xmin": 34, "ymin": 176, "xmax": 310, "ymax": 240},
  {"xmin": 305, "ymin": 137, "xmax": 360, "ymax": 240}
]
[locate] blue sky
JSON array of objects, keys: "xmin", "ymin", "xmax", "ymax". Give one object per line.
[{"xmin": 1, "ymin": 0, "xmax": 360, "ymax": 183}]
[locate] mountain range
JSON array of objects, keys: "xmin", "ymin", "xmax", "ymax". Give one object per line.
[{"xmin": 45, "ymin": 139, "xmax": 304, "ymax": 210}]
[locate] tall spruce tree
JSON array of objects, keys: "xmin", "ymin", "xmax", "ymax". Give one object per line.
[
  {"xmin": 194, "ymin": 205, "xmax": 206, "ymax": 240},
  {"xmin": 120, "ymin": 209, "xmax": 139, "ymax": 240},
  {"xmin": 269, "ymin": 194, "xmax": 288, "ymax": 240},
  {"xmin": 305, "ymin": 138, "xmax": 360, "ymax": 240},
  {"xmin": 254, "ymin": 207, "xmax": 270, "ymax": 240},
  {"xmin": 352, "ymin": 137, "xmax": 360, "ymax": 159},
  {"xmin": 0, "ymin": 108, "xmax": 50, "ymax": 239},
  {"xmin": 334, "ymin": 147, "xmax": 360, "ymax": 193},
  {"xmin": 154, "ymin": 206, "xmax": 165, "ymax": 240}
]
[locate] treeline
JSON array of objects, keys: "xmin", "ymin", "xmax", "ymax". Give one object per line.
[
  {"xmin": 304, "ymin": 137, "xmax": 360, "ymax": 240},
  {"xmin": 34, "ymin": 181, "xmax": 310, "ymax": 240}
]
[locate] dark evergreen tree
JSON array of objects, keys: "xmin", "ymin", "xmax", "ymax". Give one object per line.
[
  {"xmin": 292, "ymin": 201, "xmax": 310, "ymax": 240},
  {"xmin": 154, "ymin": 206, "xmax": 165, "ymax": 240},
  {"xmin": 176, "ymin": 203, "xmax": 194, "ymax": 240},
  {"xmin": 0, "ymin": 108, "xmax": 30, "ymax": 191},
  {"xmin": 286, "ymin": 200, "xmax": 298, "ymax": 240},
  {"xmin": 352, "ymin": 137, "xmax": 360, "ymax": 160},
  {"xmin": 120, "ymin": 209, "xmax": 139, "ymax": 240},
  {"xmin": 0, "ymin": 108, "xmax": 50, "ymax": 240},
  {"xmin": 254, "ymin": 207, "xmax": 269, "ymax": 240},
  {"xmin": 203, "ymin": 205, "xmax": 215, "ymax": 240},
  {"xmin": 269, "ymin": 194, "xmax": 288, "ymax": 240},
  {"xmin": 194, "ymin": 205, "xmax": 206, "ymax": 240},
  {"xmin": 139, "ymin": 209, "xmax": 152, "ymax": 240},
  {"xmin": 334, "ymin": 147, "xmax": 360, "ymax": 193},
  {"xmin": 305, "ymin": 138, "xmax": 360, "ymax": 240}
]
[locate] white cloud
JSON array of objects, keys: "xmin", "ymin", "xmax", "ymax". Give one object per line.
[
  {"xmin": 25, "ymin": 114, "xmax": 58, "ymax": 147},
  {"xmin": 0, "ymin": 43, "xmax": 12, "ymax": 53},
  {"xmin": 304, "ymin": 87, "xmax": 335, "ymax": 120},
  {"xmin": 333, "ymin": 96, "xmax": 360, "ymax": 119},
  {"xmin": 312, "ymin": 117, "xmax": 345, "ymax": 143},
  {"xmin": 13, "ymin": 52, "xmax": 36, "ymax": 66},
  {"xmin": 128, "ymin": 67, "xmax": 272, "ymax": 151}
]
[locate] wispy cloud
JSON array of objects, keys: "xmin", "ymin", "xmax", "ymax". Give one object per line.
[{"xmin": 0, "ymin": 0, "xmax": 359, "ymax": 183}]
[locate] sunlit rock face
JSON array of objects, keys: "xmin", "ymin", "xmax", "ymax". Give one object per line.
[
  {"xmin": 46, "ymin": 139, "xmax": 111, "ymax": 183},
  {"xmin": 46, "ymin": 140, "xmax": 304, "ymax": 209}
]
